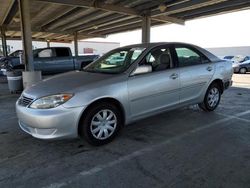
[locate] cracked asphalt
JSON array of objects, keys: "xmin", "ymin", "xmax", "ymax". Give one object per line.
[{"xmin": 0, "ymin": 74, "xmax": 250, "ymax": 188}]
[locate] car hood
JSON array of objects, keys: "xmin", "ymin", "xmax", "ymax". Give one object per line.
[
  {"xmin": 23, "ymin": 71, "xmax": 115, "ymax": 99},
  {"xmin": 240, "ymin": 60, "xmax": 250, "ymax": 65}
]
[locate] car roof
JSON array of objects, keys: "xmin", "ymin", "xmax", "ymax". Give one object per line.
[
  {"xmin": 121, "ymin": 42, "xmax": 198, "ymax": 49},
  {"xmin": 118, "ymin": 42, "xmax": 220, "ymax": 62}
]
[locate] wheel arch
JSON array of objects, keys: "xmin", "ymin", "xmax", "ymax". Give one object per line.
[
  {"xmin": 210, "ymin": 79, "xmax": 224, "ymax": 94},
  {"xmin": 77, "ymin": 97, "xmax": 125, "ymax": 136}
]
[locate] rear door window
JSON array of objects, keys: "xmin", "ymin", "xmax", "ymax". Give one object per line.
[
  {"xmin": 175, "ymin": 47, "xmax": 202, "ymax": 67},
  {"xmin": 55, "ymin": 48, "xmax": 70, "ymax": 57}
]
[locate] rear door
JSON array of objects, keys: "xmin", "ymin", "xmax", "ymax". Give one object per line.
[
  {"xmin": 128, "ymin": 45, "xmax": 180, "ymax": 119},
  {"xmin": 173, "ymin": 45, "xmax": 215, "ymax": 104}
]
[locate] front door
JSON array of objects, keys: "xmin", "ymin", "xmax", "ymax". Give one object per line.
[{"xmin": 128, "ymin": 46, "xmax": 180, "ymax": 119}]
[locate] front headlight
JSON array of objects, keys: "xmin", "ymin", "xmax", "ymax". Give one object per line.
[{"xmin": 29, "ymin": 94, "xmax": 73, "ymax": 109}]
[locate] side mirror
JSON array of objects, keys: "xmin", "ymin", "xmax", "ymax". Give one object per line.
[{"xmin": 131, "ymin": 65, "xmax": 152, "ymax": 76}]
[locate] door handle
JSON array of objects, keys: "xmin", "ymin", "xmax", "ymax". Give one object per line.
[
  {"xmin": 170, "ymin": 73, "xmax": 178, "ymax": 79},
  {"xmin": 206, "ymin": 66, "xmax": 213, "ymax": 71}
]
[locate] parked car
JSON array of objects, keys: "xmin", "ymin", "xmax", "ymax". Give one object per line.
[
  {"xmin": 223, "ymin": 55, "xmax": 234, "ymax": 60},
  {"xmin": 106, "ymin": 56, "xmax": 125, "ymax": 65},
  {"xmin": 8, "ymin": 50, "xmax": 23, "ymax": 57},
  {"xmin": 233, "ymin": 60, "xmax": 250, "ymax": 74},
  {"xmin": 231, "ymin": 55, "xmax": 250, "ymax": 64},
  {"xmin": 16, "ymin": 42, "xmax": 233, "ymax": 145},
  {"xmin": 0, "ymin": 47, "xmax": 99, "ymax": 74}
]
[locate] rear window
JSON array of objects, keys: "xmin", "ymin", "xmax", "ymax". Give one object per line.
[{"xmin": 55, "ymin": 48, "xmax": 70, "ymax": 57}]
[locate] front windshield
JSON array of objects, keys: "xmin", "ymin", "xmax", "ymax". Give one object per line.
[{"xmin": 84, "ymin": 47, "xmax": 145, "ymax": 74}]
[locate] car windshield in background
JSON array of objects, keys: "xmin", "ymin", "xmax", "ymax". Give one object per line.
[
  {"xmin": 84, "ymin": 47, "xmax": 145, "ymax": 74},
  {"xmin": 224, "ymin": 56, "xmax": 234, "ymax": 60}
]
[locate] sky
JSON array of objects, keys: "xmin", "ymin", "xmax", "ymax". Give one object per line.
[{"xmin": 84, "ymin": 9, "xmax": 250, "ymax": 48}]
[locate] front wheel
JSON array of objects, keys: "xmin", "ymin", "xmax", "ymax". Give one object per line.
[
  {"xmin": 199, "ymin": 83, "xmax": 221, "ymax": 112},
  {"xmin": 239, "ymin": 68, "xmax": 247, "ymax": 74},
  {"xmin": 79, "ymin": 102, "xmax": 123, "ymax": 146}
]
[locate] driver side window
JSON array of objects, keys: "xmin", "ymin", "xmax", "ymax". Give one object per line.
[
  {"xmin": 140, "ymin": 47, "xmax": 172, "ymax": 72},
  {"xmin": 38, "ymin": 49, "xmax": 53, "ymax": 58}
]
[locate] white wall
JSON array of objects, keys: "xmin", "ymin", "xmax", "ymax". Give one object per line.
[
  {"xmin": 206, "ymin": 46, "xmax": 250, "ymax": 56},
  {"xmin": 4, "ymin": 40, "xmax": 120, "ymax": 55},
  {"xmin": 78, "ymin": 41, "xmax": 119, "ymax": 55}
]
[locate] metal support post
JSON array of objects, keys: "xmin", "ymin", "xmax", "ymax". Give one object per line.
[
  {"xmin": 18, "ymin": 0, "xmax": 41, "ymax": 88},
  {"xmin": 1, "ymin": 27, "xmax": 8, "ymax": 57},
  {"xmin": 142, "ymin": 16, "xmax": 151, "ymax": 43},
  {"xmin": 74, "ymin": 32, "xmax": 78, "ymax": 56},
  {"xmin": 19, "ymin": 0, "xmax": 34, "ymax": 71}
]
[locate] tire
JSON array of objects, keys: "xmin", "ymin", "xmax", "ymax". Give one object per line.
[
  {"xmin": 79, "ymin": 102, "xmax": 123, "ymax": 146},
  {"xmin": 199, "ymin": 83, "xmax": 221, "ymax": 112},
  {"xmin": 239, "ymin": 67, "xmax": 247, "ymax": 74}
]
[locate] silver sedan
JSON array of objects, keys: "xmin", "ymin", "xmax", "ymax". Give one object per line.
[{"xmin": 16, "ymin": 42, "xmax": 233, "ymax": 145}]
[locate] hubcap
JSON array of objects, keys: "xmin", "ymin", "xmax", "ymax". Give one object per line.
[
  {"xmin": 240, "ymin": 68, "xmax": 246, "ymax": 74},
  {"xmin": 207, "ymin": 87, "xmax": 220, "ymax": 108},
  {"xmin": 90, "ymin": 109, "xmax": 117, "ymax": 140}
]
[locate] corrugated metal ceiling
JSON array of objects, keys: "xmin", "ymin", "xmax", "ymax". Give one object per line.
[{"xmin": 1, "ymin": 0, "xmax": 250, "ymax": 42}]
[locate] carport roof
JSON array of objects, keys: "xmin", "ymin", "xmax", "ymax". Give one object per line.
[{"xmin": 1, "ymin": 0, "xmax": 250, "ymax": 43}]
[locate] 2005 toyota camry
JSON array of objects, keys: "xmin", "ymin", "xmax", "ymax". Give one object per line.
[{"xmin": 16, "ymin": 43, "xmax": 233, "ymax": 145}]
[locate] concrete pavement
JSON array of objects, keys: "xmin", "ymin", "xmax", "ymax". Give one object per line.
[{"xmin": 0, "ymin": 74, "xmax": 249, "ymax": 188}]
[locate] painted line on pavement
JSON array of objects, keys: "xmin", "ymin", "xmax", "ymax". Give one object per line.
[{"xmin": 44, "ymin": 110, "xmax": 250, "ymax": 188}]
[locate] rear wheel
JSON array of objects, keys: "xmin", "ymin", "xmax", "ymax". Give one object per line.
[
  {"xmin": 79, "ymin": 102, "xmax": 122, "ymax": 146},
  {"xmin": 199, "ymin": 83, "xmax": 221, "ymax": 112},
  {"xmin": 239, "ymin": 67, "xmax": 247, "ymax": 74}
]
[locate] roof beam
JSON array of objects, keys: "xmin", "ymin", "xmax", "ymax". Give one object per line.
[
  {"xmin": 78, "ymin": 14, "xmax": 125, "ymax": 32},
  {"xmin": 36, "ymin": 0, "xmax": 185, "ymax": 25},
  {"xmin": 152, "ymin": 15, "xmax": 185, "ymax": 25},
  {"xmin": 95, "ymin": 20, "xmax": 163, "ymax": 36},
  {"xmin": 5, "ymin": 36, "xmax": 72, "ymax": 43},
  {"xmin": 172, "ymin": 0, "xmax": 250, "ymax": 18},
  {"xmin": 31, "ymin": 4, "xmax": 76, "ymax": 28},
  {"xmin": 43, "ymin": 8, "xmax": 95, "ymax": 30},
  {"xmin": 89, "ymin": 18, "xmax": 141, "ymax": 34},
  {"xmin": 151, "ymin": 0, "xmax": 229, "ymax": 16},
  {"xmin": 40, "ymin": 7, "xmax": 76, "ymax": 28},
  {"xmin": 37, "ymin": 0, "xmax": 139, "ymax": 15},
  {"xmin": 2, "ymin": 0, "xmax": 18, "ymax": 25},
  {"xmin": 5, "ymin": 26, "xmax": 106, "ymax": 39},
  {"xmin": 58, "ymin": 11, "xmax": 112, "ymax": 31},
  {"xmin": 183, "ymin": 1, "xmax": 250, "ymax": 19}
]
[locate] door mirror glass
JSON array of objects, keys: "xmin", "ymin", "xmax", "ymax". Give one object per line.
[{"xmin": 131, "ymin": 65, "xmax": 152, "ymax": 76}]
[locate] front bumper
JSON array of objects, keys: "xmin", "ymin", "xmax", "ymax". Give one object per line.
[{"xmin": 16, "ymin": 101, "xmax": 85, "ymax": 139}]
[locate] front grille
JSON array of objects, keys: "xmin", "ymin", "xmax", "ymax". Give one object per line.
[{"xmin": 18, "ymin": 95, "xmax": 34, "ymax": 107}]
